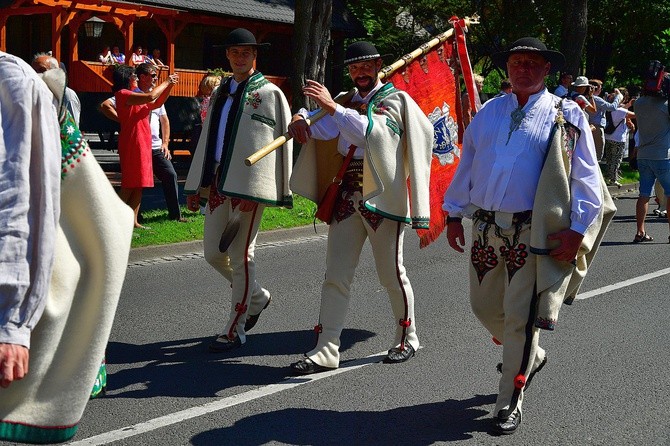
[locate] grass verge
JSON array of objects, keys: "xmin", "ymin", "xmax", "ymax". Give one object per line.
[
  {"xmin": 133, "ymin": 162, "xmax": 639, "ymax": 249},
  {"xmin": 132, "ymin": 194, "xmax": 317, "ymax": 248},
  {"xmin": 617, "ymin": 161, "xmax": 639, "ymax": 184}
]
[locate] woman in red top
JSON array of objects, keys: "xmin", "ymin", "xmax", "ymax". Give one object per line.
[{"xmin": 112, "ymin": 65, "xmax": 178, "ymax": 228}]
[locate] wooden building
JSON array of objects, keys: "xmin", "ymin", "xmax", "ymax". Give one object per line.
[{"xmin": 0, "ymin": 0, "xmax": 365, "ymax": 138}]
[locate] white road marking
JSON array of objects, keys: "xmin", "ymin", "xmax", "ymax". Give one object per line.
[
  {"xmin": 575, "ymin": 267, "xmax": 670, "ymax": 300},
  {"xmin": 69, "ymin": 267, "xmax": 670, "ymax": 445},
  {"xmin": 67, "ymin": 353, "xmax": 385, "ymax": 445}
]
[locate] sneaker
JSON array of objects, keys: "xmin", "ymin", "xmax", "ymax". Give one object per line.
[{"xmin": 90, "ymin": 359, "xmax": 107, "ymax": 399}]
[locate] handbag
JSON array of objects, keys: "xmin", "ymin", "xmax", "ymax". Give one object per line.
[
  {"xmin": 315, "ymin": 144, "xmax": 357, "ymax": 224},
  {"xmin": 604, "ymin": 111, "xmax": 624, "ymax": 135}
]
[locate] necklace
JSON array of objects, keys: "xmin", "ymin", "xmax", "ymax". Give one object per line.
[{"xmin": 507, "ymin": 106, "xmax": 526, "ymax": 145}]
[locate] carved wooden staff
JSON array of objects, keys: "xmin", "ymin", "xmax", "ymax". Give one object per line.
[{"xmin": 244, "ymin": 15, "xmax": 479, "ymax": 166}]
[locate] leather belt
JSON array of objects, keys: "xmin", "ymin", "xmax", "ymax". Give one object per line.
[
  {"xmin": 473, "ymin": 209, "xmax": 532, "ymax": 228},
  {"xmin": 342, "ymin": 159, "xmax": 363, "ymax": 190}
]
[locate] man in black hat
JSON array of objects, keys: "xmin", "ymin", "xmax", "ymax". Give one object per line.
[
  {"xmin": 443, "ymin": 37, "xmax": 610, "ymax": 434},
  {"xmin": 185, "ymin": 28, "xmax": 293, "ymax": 352},
  {"xmin": 287, "ymin": 41, "xmax": 433, "ymax": 374}
]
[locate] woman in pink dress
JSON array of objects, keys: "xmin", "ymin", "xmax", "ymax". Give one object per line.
[{"xmin": 112, "ymin": 65, "xmax": 179, "ymax": 228}]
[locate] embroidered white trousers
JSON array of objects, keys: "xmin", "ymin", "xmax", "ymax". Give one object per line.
[
  {"xmin": 307, "ymin": 191, "xmax": 419, "ymax": 368},
  {"xmin": 203, "ymin": 200, "xmax": 270, "ymax": 344},
  {"xmin": 468, "ymin": 217, "xmax": 547, "ymax": 417}
]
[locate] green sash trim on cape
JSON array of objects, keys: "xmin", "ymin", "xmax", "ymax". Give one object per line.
[
  {"xmin": 0, "ymin": 420, "xmax": 79, "ymax": 444},
  {"xmin": 362, "ymin": 202, "xmax": 413, "ymax": 224},
  {"xmin": 365, "ymin": 83, "xmax": 397, "ymax": 137},
  {"xmin": 222, "ymin": 191, "xmax": 293, "ymax": 207}
]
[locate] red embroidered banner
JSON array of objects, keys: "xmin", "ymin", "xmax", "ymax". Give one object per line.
[{"xmin": 388, "ymin": 37, "xmax": 462, "ymax": 248}]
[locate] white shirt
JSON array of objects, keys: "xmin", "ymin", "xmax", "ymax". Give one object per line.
[
  {"xmin": 443, "ymin": 88, "xmax": 602, "ymax": 234},
  {"xmin": 0, "ymin": 52, "xmax": 61, "ymax": 348},
  {"xmin": 299, "ymin": 81, "xmax": 384, "ymax": 159},
  {"xmin": 554, "ymin": 84, "xmax": 568, "ymax": 97},
  {"xmin": 604, "ymin": 107, "xmax": 631, "ymax": 143},
  {"xmin": 215, "ymin": 78, "xmax": 239, "ymax": 163},
  {"xmin": 150, "ymin": 105, "xmax": 167, "ymax": 150}
]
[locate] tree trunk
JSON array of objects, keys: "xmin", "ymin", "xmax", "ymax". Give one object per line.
[
  {"xmin": 559, "ymin": 0, "xmax": 588, "ymax": 77},
  {"xmin": 292, "ymin": 0, "xmax": 332, "ymax": 111}
]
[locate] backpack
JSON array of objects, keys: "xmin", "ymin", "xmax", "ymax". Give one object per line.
[{"xmin": 604, "ymin": 111, "xmax": 623, "ymax": 135}]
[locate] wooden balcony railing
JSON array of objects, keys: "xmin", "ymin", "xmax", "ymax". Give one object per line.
[
  {"xmin": 68, "ymin": 61, "xmax": 291, "ymax": 100},
  {"xmin": 69, "ymin": 61, "xmax": 210, "ymax": 97}
]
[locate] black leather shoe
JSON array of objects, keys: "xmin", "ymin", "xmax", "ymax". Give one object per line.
[
  {"xmin": 383, "ymin": 342, "xmax": 415, "ymax": 364},
  {"xmin": 208, "ymin": 335, "xmax": 242, "ymax": 353},
  {"xmin": 244, "ymin": 296, "xmax": 272, "ymax": 332},
  {"xmin": 524, "ymin": 356, "xmax": 547, "ymax": 390},
  {"xmin": 496, "ymin": 355, "xmax": 547, "ymax": 390},
  {"xmin": 290, "ymin": 358, "xmax": 335, "ymax": 375},
  {"xmin": 492, "ymin": 409, "xmax": 521, "ymax": 435}
]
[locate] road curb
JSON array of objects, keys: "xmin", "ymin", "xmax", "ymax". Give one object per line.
[
  {"xmin": 608, "ymin": 182, "xmax": 638, "ymax": 197},
  {"xmin": 128, "ymin": 182, "xmax": 640, "ymax": 263},
  {"xmin": 129, "ymin": 222, "xmax": 329, "ymax": 263}
]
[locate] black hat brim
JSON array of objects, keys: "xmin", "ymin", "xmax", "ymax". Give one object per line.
[{"xmin": 213, "ymin": 43, "xmax": 271, "ymax": 49}]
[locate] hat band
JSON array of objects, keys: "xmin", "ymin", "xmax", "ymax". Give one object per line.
[
  {"xmin": 509, "ymin": 45, "xmax": 545, "ymax": 52},
  {"xmin": 344, "ymin": 54, "xmax": 380, "ymax": 64}
]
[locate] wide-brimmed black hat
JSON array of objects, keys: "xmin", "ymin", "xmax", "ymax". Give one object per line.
[
  {"xmin": 217, "ymin": 28, "xmax": 270, "ymax": 48},
  {"xmin": 491, "ymin": 37, "xmax": 565, "ymax": 74},
  {"xmin": 343, "ymin": 41, "xmax": 385, "ymax": 65}
]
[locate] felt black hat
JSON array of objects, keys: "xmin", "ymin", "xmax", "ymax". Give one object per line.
[
  {"xmin": 491, "ymin": 37, "xmax": 565, "ymax": 74},
  {"xmin": 343, "ymin": 41, "xmax": 383, "ymax": 65},
  {"xmin": 219, "ymin": 28, "xmax": 270, "ymax": 48}
]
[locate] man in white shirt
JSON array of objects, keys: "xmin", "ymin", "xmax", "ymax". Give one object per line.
[
  {"xmin": 553, "ymin": 71, "xmax": 572, "ymax": 97},
  {"xmin": 287, "ymin": 41, "xmax": 432, "ymax": 374},
  {"xmin": 443, "ymin": 37, "xmax": 605, "ymax": 435}
]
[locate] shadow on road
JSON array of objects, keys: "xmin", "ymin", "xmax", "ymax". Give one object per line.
[
  {"xmin": 105, "ymin": 329, "xmax": 376, "ymax": 398},
  {"xmin": 190, "ymin": 394, "xmax": 497, "ymax": 445}
]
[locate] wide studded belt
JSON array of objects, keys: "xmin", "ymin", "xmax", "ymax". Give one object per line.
[
  {"xmin": 341, "ymin": 159, "xmax": 364, "ymax": 191},
  {"xmin": 473, "ymin": 209, "xmax": 532, "ymax": 228}
]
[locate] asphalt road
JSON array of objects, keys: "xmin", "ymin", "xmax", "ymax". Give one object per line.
[{"xmin": 5, "ymin": 189, "xmax": 670, "ymax": 446}]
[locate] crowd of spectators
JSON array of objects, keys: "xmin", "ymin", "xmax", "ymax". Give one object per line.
[{"xmin": 98, "ymin": 44, "xmax": 167, "ymax": 69}]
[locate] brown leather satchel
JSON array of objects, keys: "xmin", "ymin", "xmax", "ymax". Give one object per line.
[{"xmin": 315, "ymin": 144, "xmax": 357, "ymax": 224}]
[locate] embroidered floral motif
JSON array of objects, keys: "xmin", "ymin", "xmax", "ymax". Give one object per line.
[
  {"xmin": 245, "ymin": 91, "xmax": 262, "ymax": 109},
  {"xmin": 371, "ymin": 103, "xmax": 388, "ymax": 115},
  {"xmin": 368, "ymin": 84, "xmax": 395, "ymax": 111},
  {"xmin": 208, "ymin": 188, "xmax": 227, "ymax": 213},
  {"xmin": 358, "ymin": 201, "xmax": 384, "ymax": 230},
  {"xmin": 332, "ymin": 190, "xmax": 384, "ymax": 230},
  {"xmin": 562, "ymin": 122, "xmax": 579, "ymax": 165},
  {"xmin": 208, "ymin": 189, "xmax": 242, "ymax": 214},
  {"xmin": 499, "ymin": 242, "xmax": 528, "ymax": 281},
  {"xmin": 60, "ymin": 111, "xmax": 88, "ymax": 180},
  {"xmin": 334, "ymin": 189, "xmax": 357, "ymax": 223},
  {"xmin": 471, "ymin": 238, "xmax": 498, "ymax": 284}
]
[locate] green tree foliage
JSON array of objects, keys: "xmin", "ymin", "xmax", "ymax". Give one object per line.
[
  {"xmin": 585, "ymin": 1, "xmax": 670, "ymax": 90},
  {"xmin": 346, "ymin": 0, "xmax": 670, "ymax": 92}
]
